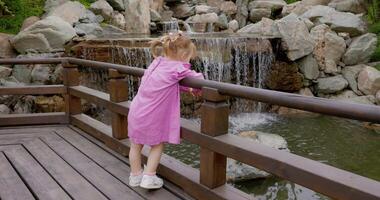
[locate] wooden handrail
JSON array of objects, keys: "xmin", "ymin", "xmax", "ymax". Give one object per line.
[
  {"xmin": 0, "ymin": 85, "xmax": 66, "ymax": 95},
  {"xmin": 0, "ymin": 57, "xmax": 379, "ymax": 200}
]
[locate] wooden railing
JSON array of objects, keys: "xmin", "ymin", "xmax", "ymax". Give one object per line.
[{"xmin": 0, "ymin": 57, "xmax": 379, "ymax": 200}]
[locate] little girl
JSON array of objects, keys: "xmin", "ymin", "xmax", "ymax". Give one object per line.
[{"xmin": 128, "ymin": 32, "xmax": 203, "ymax": 189}]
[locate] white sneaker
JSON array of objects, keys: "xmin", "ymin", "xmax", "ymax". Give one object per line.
[
  {"xmin": 140, "ymin": 175, "xmax": 164, "ymax": 189},
  {"xmin": 129, "ymin": 173, "xmax": 143, "ymax": 187}
]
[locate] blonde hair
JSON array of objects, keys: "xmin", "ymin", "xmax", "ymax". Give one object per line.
[{"xmin": 149, "ymin": 32, "xmax": 197, "ymax": 61}]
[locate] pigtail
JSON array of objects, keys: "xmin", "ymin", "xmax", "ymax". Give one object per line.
[{"xmin": 149, "ymin": 39, "xmax": 163, "ymax": 58}]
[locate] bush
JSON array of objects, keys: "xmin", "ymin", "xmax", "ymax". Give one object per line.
[
  {"xmin": 77, "ymin": 0, "xmax": 96, "ymax": 8},
  {"xmin": 285, "ymin": 0, "xmax": 300, "ymax": 3},
  {"xmin": 0, "ymin": 0, "xmax": 45, "ymax": 34}
]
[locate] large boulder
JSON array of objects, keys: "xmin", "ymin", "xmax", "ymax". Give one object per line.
[
  {"xmin": 0, "ymin": 33, "xmax": 17, "ymax": 58},
  {"xmin": 358, "ymin": 66, "xmax": 380, "ymax": 95},
  {"xmin": 276, "ymin": 88, "xmax": 316, "ymax": 115},
  {"xmin": 276, "ymin": 13, "xmax": 315, "ymax": 61},
  {"xmin": 106, "ymin": 0, "xmax": 124, "ymax": 11},
  {"xmin": 282, "ymin": 0, "xmax": 332, "ymax": 16},
  {"xmin": 328, "ymin": 0, "xmax": 367, "ymax": 14},
  {"xmin": 310, "ymin": 24, "xmax": 346, "ymax": 74},
  {"xmin": 110, "ymin": 12, "xmax": 126, "ymax": 29},
  {"xmin": 12, "ymin": 65, "xmax": 33, "ymax": 83},
  {"xmin": 21, "ymin": 16, "xmax": 40, "ymax": 31},
  {"xmin": 35, "ymin": 95, "xmax": 65, "ymax": 112},
  {"xmin": 47, "ymin": 1, "xmax": 87, "ymax": 25},
  {"xmin": 75, "ymin": 23, "xmax": 104, "ymax": 37},
  {"xmin": 11, "ymin": 16, "xmax": 76, "ymax": 53},
  {"xmin": 248, "ymin": 0, "xmax": 286, "ymax": 11},
  {"xmin": 343, "ymin": 33, "xmax": 378, "ymax": 66},
  {"xmin": 317, "ymin": 75, "xmax": 348, "ymax": 94},
  {"xmin": 228, "ymin": 20, "xmax": 239, "ymax": 32},
  {"xmin": 376, "ymin": 90, "xmax": 380, "ymax": 105},
  {"xmin": 249, "ymin": 8, "xmax": 271, "ymax": 22},
  {"xmin": 238, "ymin": 18, "xmax": 281, "ymax": 38},
  {"xmin": 227, "ymin": 131, "xmax": 288, "ymax": 181},
  {"xmin": 0, "ymin": 66, "xmax": 12, "ymax": 78},
  {"xmin": 171, "ymin": 3, "xmax": 195, "ymax": 19},
  {"xmin": 301, "ymin": 5, "xmax": 366, "ymax": 36},
  {"xmin": 220, "ymin": 1, "xmax": 237, "ymax": 15},
  {"xmin": 190, "ymin": 13, "xmax": 219, "ymax": 24},
  {"xmin": 0, "ymin": 104, "xmax": 10, "ymax": 114},
  {"xmin": 298, "ymin": 54, "xmax": 319, "ymax": 80},
  {"xmin": 31, "ymin": 65, "xmax": 52, "ymax": 84},
  {"xmin": 44, "ymin": 0, "xmax": 69, "ymax": 13},
  {"xmin": 264, "ymin": 61, "xmax": 304, "ymax": 92},
  {"xmin": 124, "ymin": 0, "xmax": 150, "ymax": 33},
  {"xmin": 195, "ymin": 5, "xmax": 219, "ymax": 14},
  {"xmin": 235, "ymin": 0, "xmax": 249, "ymax": 28},
  {"xmin": 90, "ymin": 0, "xmax": 114, "ymax": 19},
  {"xmin": 342, "ymin": 64, "xmax": 366, "ymax": 95},
  {"xmin": 329, "ymin": 90, "xmax": 376, "ymax": 105}
]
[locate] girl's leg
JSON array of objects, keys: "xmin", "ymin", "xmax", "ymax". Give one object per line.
[
  {"xmin": 129, "ymin": 142, "xmax": 144, "ymax": 175},
  {"xmin": 145, "ymin": 143, "xmax": 164, "ymax": 174}
]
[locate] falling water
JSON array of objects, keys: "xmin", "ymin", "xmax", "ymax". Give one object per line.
[{"xmin": 161, "ymin": 21, "xmax": 179, "ymax": 33}]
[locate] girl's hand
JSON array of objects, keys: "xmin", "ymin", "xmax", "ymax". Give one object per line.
[{"xmin": 189, "ymin": 88, "xmax": 201, "ymax": 97}]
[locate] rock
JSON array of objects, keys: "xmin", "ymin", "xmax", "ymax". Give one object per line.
[
  {"xmin": 342, "ymin": 64, "xmax": 366, "ymax": 95},
  {"xmin": 48, "ymin": 1, "xmax": 87, "ymax": 25},
  {"xmin": 0, "ymin": 33, "xmax": 17, "ymax": 58},
  {"xmin": 124, "ymin": 0, "xmax": 150, "ymax": 34},
  {"xmin": 90, "ymin": 0, "xmax": 114, "ymax": 19},
  {"xmin": 0, "ymin": 104, "xmax": 10, "ymax": 114},
  {"xmin": 149, "ymin": 0, "xmax": 164, "ymax": 12},
  {"xmin": 11, "ymin": 16, "xmax": 76, "ymax": 53},
  {"xmin": 12, "ymin": 65, "xmax": 33, "ymax": 83},
  {"xmin": 317, "ymin": 75, "xmax": 348, "ymax": 94},
  {"xmin": 13, "ymin": 96, "xmax": 35, "ymax": 114},
  {"xmin": 79, "ymin": 10, "xmax": 99, "ymax": 24},
  {"xmin": 302, "ymin": 18, "xmax": 314, "ymax": 30},
  {"xmin": 220, "ymin": 1, "xmax": 237, "ymax": 15},
  {"xmin": 248, "ymin": 0, "xmax": 286, "ymax": 11},
  {"xmin": 44, "ymin": 0, "xmax": 69, "ymax": 13},
  {"xmin": 376, "ymin": 91, "xmax": 380, "ymax": 105},
  {"xmin": 0, "ymin": 66, "xmax": 12, "ymax": 78},
  {"xmin": 298, "ymin": 54, "xmax": 319, "ymax": 80},
  {"xmin": 358, "ymin": 66, "xmax": 380, "ymax": 95},
  {"xmin": 249, "ymin": 8, "xmax": 271, "ymax": 23},
  {"xmin": 228, "ymin": 20, "xmax": 239, "ymax": 32},
  {"xmin": 227, "ymin": 131, "xmax": 288, "ymax": 181},
  {"xmin": 310, "ymin": 24, "xmax": 346, "ymax": 74},
  {"xmin": 150, "ymin": 9, "xmax": 161, "ymax": 22},
  {"xmin": 328, "ymin": 0, "xmax": 366, "ymax": 14},
  {"xmin": 0, "ymin": 76, "xmax": 24, "ymax": 87},
  {"xmin": 101, "ymin": 24, "xmax": 127, "ymax": 35},
  {"xmin": 21, "ymin": 16, "xmax": 40, "ymax": 31},
  {"xmin": 282, "ymin": 0, "xmax": 332, "ymax": 16},
  {"xmin": 75, "ymin": 23, "xmax": 104, "ymax": 37},
  {"xmin": 31, "ymin": 65, "xmax": 52, "ymax": 84},
  {"xmin": 235, "ymin": 0, "xmax": 249, "ymax": 28},
  {"xmin": 238, "ymin": 18, "xmax": 281, "ymax": 38},
  {"xmin": 195, "ymin": 5, "xmax": 219, "ymax": 14},
  {"xmin": 190, "ymin": 13, "xmax": 219, "ymax": 24},
  {"xmin": 301, "ymin": 5, "xmax": 366, "ymax": 36},
  {"xmin": 110, "ymin": 12, "xmax": 126, "ymax": 29},
  {"xmin": 265, "ymin": 61, "xmax": 304, "ymax": 92},
  {"xmin": 215, "ymin": 14, "xmax": 228, "ymax": 29},
  {"xmin": 106, "ymin": 0, "xmax": 124, "ymax": 11},
  {"xmin": 50, "ymin": 64, "xmax": 64, "ymax": 84},
  {"xmin": 171, "ymin": 3, "xmax": 195, "ymax": 19},
  {"xmin": 35, "ymin": 95, "xmax": 65, "ymax": 112},
  {"xmin": 346, "ymin": 95, "xmax": 376, "ymax": 105},
  {"xmin": 343, "ymin": 33, "xmax": 378, "ymax": 66},
  {"xmin": 207, "ymin": 0, "xmax": 225, "ymax": 8},
  {"xmin": 161, "ymin": 10, "xmax": 174, "ymax": 21},
  {"xmin": 276, "ymin": 13, "xmax": 315, "ymax": 61},
  {"xmin": 329, "ymin": 90, "xmax": 358, "ymax": 100}
]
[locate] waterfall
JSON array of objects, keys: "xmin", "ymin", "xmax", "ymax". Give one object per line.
[
  {"xmin": 161, "ymin": 21, "xmax": 179, "ymax": 33},
  {"xmin": 79, "ymin": 36, "xmax": 275, "ymax": 113}
]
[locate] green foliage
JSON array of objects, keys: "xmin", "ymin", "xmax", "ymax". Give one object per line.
[
  {"xmin": 75, "ymin": 0, "xmax": 95, "ymax": 8},
  {"xmin": 0, "ymin": 0, "xmax": 45, "ymax": 34},
  {"xmin": 367, "ymin": 0, "xmax": 380, "ymax": 24},
  {"xmin": 369, "ymin": 22, "xmax": 380, "ymax": 34},
  {"xmin": 372, "ymin": 44, "xmax": 380, "ymax": 62},
  {"xmin": 284, "ymin": 0, "xmax": 300, "ymax": 4},
  {"xmin": 375, "ymin": 64, "xmax": 380, "ymax": 71}
]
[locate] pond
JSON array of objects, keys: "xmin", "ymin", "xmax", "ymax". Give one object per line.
[{"xmin": 165, "ymin": 113, "xmax": 380, "ymax": 200}]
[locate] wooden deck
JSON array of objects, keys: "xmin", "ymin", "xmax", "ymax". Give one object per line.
[{"xmin": 0, "ymin": 125, "xmax": 192, "ymax": 200}]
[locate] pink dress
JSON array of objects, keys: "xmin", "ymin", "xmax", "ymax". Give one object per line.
[{"xmin": 128, "ymin": 56, "xmax": 204, "ymax": 145}]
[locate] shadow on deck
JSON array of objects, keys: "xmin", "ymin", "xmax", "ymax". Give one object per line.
[{"xmin": 0, "ymin": 125, "xmax": 193, "ymax": 200}]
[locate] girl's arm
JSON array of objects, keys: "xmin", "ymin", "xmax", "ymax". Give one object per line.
[{"xmin": 175, "ymin": 65, "xmax": 204, "ymax": 95}]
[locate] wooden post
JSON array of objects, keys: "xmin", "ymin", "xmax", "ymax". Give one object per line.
[
  {"xmin": 108, "ymin": 69, "xmax": 129, "ymax": 139},
  {"xmin": 200, "ymin": 87, "xmax": 229, "ymax": 188},
  {"xmin": 63, "ymin": 61, "xmax": 81, "ymax": 119}
]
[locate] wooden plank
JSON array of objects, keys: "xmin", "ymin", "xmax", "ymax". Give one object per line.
[
  {"xmin": 180, "ymin": 119, "xmax": 380, "ymax": 200},
  {"xmin": 22, "ymin": 139, "xmax": 108, "ymax": 200},
  {"xmin": 1, "ymin": 145, "xmax": 71, "ymax": 200},
  {"xmin": 0, "ymin": 113, "xmax": 68, "ymax": 126},
  {"xmin": 70, "ymin": 115, "xmax": 252, "ymax": 200},
  {"xmin": 69, "ymin": 125, "xmax": 195, "ymax": 200},
  {"xmin": 0, "ymin": 126, "xmax": 65, "ymax": 134},
  {"xmin": 69, "ymin": 86, "xmax": 130, "ymax": 116},
  {"xmin": 0, "ymin": 85, "xmax": 66, "ymax": 95},
  {"xmin": 40, "ymin": 132, "xmax": 143, "ymax": 200},
  {"xmin": 55, "ymin": 128, "xmax": 182, "ymax": 200},
  {"xmin": 0, "ymin": 151, "xmax": 35, "ymax": 200}
]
